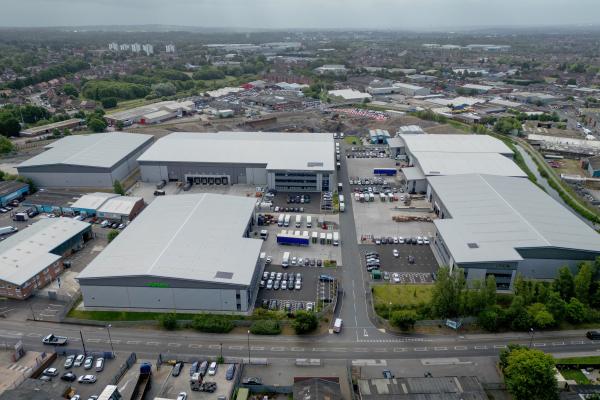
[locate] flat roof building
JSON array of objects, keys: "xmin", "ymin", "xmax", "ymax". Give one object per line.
[
  {"xmin": 358, "ymin": 376, "xmax": 487, "ymax": 400},
  {"xmin": 138, "ymin": 131, "xmax": 335, "ymax": 192},
  {"xmin": 70, "ymin": 193, "xmax": 144, "ymax": 222},
  {"xmin": 0, "ymin": 218, "xmax": 91, "ymax": 299},
  {"xmin": 428, "ymin": 174, "xmax": 600, "ymax": 289},
  {"xmin": 77, "ymin": 193, "xmax": 263, "ymax": 313},
  {"xmin": 104, "ymin": 100, "xmax": 196, "ymax": 126},
  {"xmin": 0, "ymin": 181, "xmax": 29, "ymax": 206},
  {"xmin": 20, "ymin": 119, "xmax": 85, "ymax": 137},
  {"xmin": 17, "ymin": 133, "xmax": 154, "ymax": 189}
]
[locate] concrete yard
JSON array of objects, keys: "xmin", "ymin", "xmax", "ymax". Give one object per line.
[
  {"xmin": 345, "ymin": 156, "xmax": 399, "ymax": 182},
  {"xmin": 128, "ymin": 181, "xmax": 260, "ymax": 204},
  {"xmin": 159, "ymin": 362, "xmax": 237, "ymax": 400}
]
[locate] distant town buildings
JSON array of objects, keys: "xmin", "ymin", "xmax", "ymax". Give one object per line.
[
  {"xmin": 315, "ymin": 64, "xmax": 348, "ymax": 75},
  {"xmin": 165, "ymin": 44, "xmax": 176, "ymax": 53},
  {"xmin": 108, "ymin": 43, "xmax": 156, "ymax": 55},
  {"xmin": 142, "ymin": 43, "xmax": 154, "ymax": 55},
  {"xmin": 131, "ymin": 43, "xmax": 141, "ymax": 53}
]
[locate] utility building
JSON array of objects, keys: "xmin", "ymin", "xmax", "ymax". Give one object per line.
[
  {"xmin": 17, "ymin": 133, "xmax": 153, "ymax": 189},
  {"xmin": 428, "ymin": 174, "xmax": 600, "ymax": 290},
  {"xmin": 138, "ymin": 131, "xmax": 335, "ymax": 192},
  {"xmin": 77, "ymin": 193, "xmax": 263, "ymax": 313}
]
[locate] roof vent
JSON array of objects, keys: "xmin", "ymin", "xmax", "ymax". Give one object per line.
[
  {"xmin": 307, "ymin": 162, "xmax": 324, "ymax": 168},
  {"xmin": 467, "ymin": 243, "xmax": 479, "ymax": 249},
  {"xmin": 215, "ymin": 271, "xmax": 233, "ymax": 279}
]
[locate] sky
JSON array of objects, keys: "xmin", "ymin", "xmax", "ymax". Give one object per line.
[{"xmin": 1, "ymin": 0, "xmax": 599, "ymax": 30}]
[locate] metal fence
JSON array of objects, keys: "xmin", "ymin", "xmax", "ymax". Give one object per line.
[{"xmin": 110, "ymin": 352, "xmax": 137, "ymax": 385}]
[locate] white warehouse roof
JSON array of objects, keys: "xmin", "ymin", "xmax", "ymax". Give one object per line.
[
  {"xmin": 97, "ymin": 196, "xmax": 143, "ymax": 215},
  {"xmin": 413, "ymin": 152, "xmax": 527, "ymax": 177},
  {"xmin": 18, "ymin": 132, "xmax": 153, "ymax": 169},
  {"xmin": 71, "ymin": 193, "xmax": 119, "ymax": 210},
  {"xmin": 0, "ymin": 218, "xmax": 90, "ymax": 286},
  {"xmin": 77, "ymin": 193, "xmax": 263, "ymax": 286},
  {"xmin": 430, "ymin": 174, "xmax": 600, "ymax": 264},
  {"xmin": 138, "ymin": 131, "xmax": 335, "ymax": 172},
  {"xmin": 399, "ymin": 134, "xmax": 513, "ymax": 155}
]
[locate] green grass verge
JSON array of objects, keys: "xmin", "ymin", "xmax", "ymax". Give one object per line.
[
  {"xmin": 558, "ymin": 368, "xmax": 590, "ymax": 384},
  {"xmin": 556, "ymin": 356, "xmax": 600, "ymax": 365},
  {"xmin": 67, "ymin": 308, "xmax": 196, "ymax": 321},
  {"xmin": 373, "ymin": 284, "xmax": 433, "ymax": 309},
  {"xmin": 344, "ymin": 135, "xmax": 360, "ymax": 145}
]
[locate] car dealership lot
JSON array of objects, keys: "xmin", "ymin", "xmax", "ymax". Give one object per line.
[{"xmin": 159, "ymin": 361, "xmax": 237, "ymax": 400}]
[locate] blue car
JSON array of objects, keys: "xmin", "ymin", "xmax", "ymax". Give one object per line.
[
  {"xmin": 226, "ymin": 364, "xmax": 236, "ymax": 381},
  {"xmin": 190, "ymin": 361, "xmax": 199, "ymax": 376}
]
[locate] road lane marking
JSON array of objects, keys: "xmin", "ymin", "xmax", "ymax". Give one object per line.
[
  {"xmin": 454, "ymin": 346, "xmax": 467, "ymax": 350},
  {"xmin": 571, "ymin": 340, "xmax": 584, "ymax": 345},
  {"xmin": 354, "ymin": 348, "xmax": 368, "ymax": 352},
  {"xmin": 291, "ymin": 347, "xmax": 304, "ymax": 352},
  {"xmin": 87, "ymin": 338, "xmax": 101, "ymax": 343},
  {"xmin": 474, "ymin": 345, "xmax": 487, "ymax": 350},
  {"xmin": 27, "ymin": 333, "xmax": 42, "ymax": 337},
  {"xmin": 189, "ymin": 344, "xmax": 202, "ymax": 348},
  {"xmin": 312, "ymin": 348, "xmax": 326, "ymax": 352},
  {"xmin": 414, "ymin": 347, "xmax": 427, "ymax": 352},
  {"xmin": 330, "ymin": 348, "xmax": 347, "ymax": 352},
  {"xmin": 147, "ymin": 342, "xmax": 160, "ymax": 346},
  {"xmin": 208, "ymin": 344, "xmax": 221, "ymax": 349},
  {"xmin": 434, "ymin": 347, "xmax": 448, "ymax": 351},
  {"xmin": 251, "ymin": 346, "xmax": 264, "ymax": 351},
  {"xmin": 229, "ymin": 345, "xmax": 243, "ymax": 350},
  {"xmin": 493, "ymin": 345, "xmax": 506, "ymax": 349},
  {"xmin": 363, "ymin": 329, "xmax": 368, "ymax": 337},
  {"xmin": 552, "ymin": 342, "xmax": 565, "ymax": 346},
  {"xmin": 393, "ymin": 348, "xmax": 407, "ymax": 352},
  {"xmin": 373, "ymin": 348, "xmax": 387, "ymax": 353},
  {"xmin": 126, "ymin": 340, "xmax": 140, "ymax": 345},
  {"xmin": 533, "ymin": 343, "xmax": 546, "ymax": 347},
  {"xmin": 271, "ymin": 346, "xmax": 284, "ymax": 351}
]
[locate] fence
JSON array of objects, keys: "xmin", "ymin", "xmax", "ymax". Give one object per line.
[{"xmin": 110, "ymin": 352, "xmax": 137, "ymax": 385}]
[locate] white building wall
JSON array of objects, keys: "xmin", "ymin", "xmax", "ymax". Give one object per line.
[
  {"xmin": 140, "ymin": 165, "xmax": 168, "ymax": 182},
  {"xmin": 245, "ymin": 167, "xmax": 268, "ymax": 185},
  {"xmin": 21, "ymin": 172, "xmax": 114, "ymax": 188}
]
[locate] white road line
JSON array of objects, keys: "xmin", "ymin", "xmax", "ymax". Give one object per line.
[
  {"xmin": 27, "ymin": 333, "xmax": 42, "ymax": 337},
  {"xmin": 208, "ymin": 344, "xmax": 221, "ymax": 349},
  {"xmin": 251, "ymin": 346, "xmax": 264, "ymax": 351},
  {"xmin": 434, "ymin": 347, "xmax": 448, "ymax": 351},
  {"xmin": 271, "ymin": 347, "xmax": 285, "ymax": 352},
  {"xmin": 373, "ymin": 348, "xmax": 387, "ymax": 353},
  {"xmin": 229, "ymin": 345, "xmax": 243, "ymax": 350},
  {"xmin": 493, "ymin": 345, "xmax": 506, "ymax": 349},
  {"xmin": 414, "ymin": 347, "xmax": 428, "ymax": 352},
  {"xmin": 312, "ymin": 348, "xmax": 326, "ymax": 352},
  {"xmin": 552, "ymin": 342, "xmax": 565, "ymax": 346},
  {"xmin": 393, "ymin": 348, "xmax": 407, "ymax": 352},
  {"xmin": 291, "ymin": 347, "xmax": 304, "ymax": 352},
  {"xmin": 87, "ymin": 338, "xmax": 101, "ymax": 343},
  {"xmin": 454, "ymin": 346, "xmax": 468, "ymax": 350},
  {"xmin": 147, "ymin": 342, "xmax": 160, "ymax": 346},
  {"xmin": 354, "ymin": 348, "xmax": 369, "ymax": 352},
  {"xmin": 474, "ymin": 345, "xmax": 487, "ymax": 350},
  {"xmin": 189, "ymin": 344, "xmax": 202, "ymax": 348},
  {"xmin": 571, "ymin": 340, "xmax": 584, "ymax": 345},
  {"xmin": 127, "ymin": 340, "xmax": 140, "ymax": 345},
  {"xmin": 533, "ymin": 343, "xmax": 546, "ymax": 347}
]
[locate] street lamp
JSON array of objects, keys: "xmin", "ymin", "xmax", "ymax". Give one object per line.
[
  {"xmin": 529, "ymin": 327, "xmax": 535, "ymax": 348},
  {"xmin": 247, "ymin": 330, "xmax": 251, "ymax": 365},
  {"xmin": 106, "ymin": 324, "xmax": 115, "ymax": 356}
]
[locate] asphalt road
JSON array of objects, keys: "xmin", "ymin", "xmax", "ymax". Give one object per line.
[{"xmin": 0, "ymin": 320, "xmax": 598, "ymax": 362}]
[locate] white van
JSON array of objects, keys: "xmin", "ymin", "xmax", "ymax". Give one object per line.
[
  {"xmin": 295, "ymin": 215, "xmax": 302, "ymax": 228},
  {"xmin": 284, "ymin": 214, "xmax": 291, "ymax": 227},
  {"xmin": 333, "ymin": 318, "xmax": 343, "ymax": 333},
  {"xmin": 306, "ymin": 216, "xmax": 312, "ymax": 228},
  {"xmin": 333, "ymin": 232, "xmax": 340, "ymax": 246},
  {"xmin": 260, "ymin": 230, "xmax": 269, "ymax": 240},
  {"xmin": 277, "ymin": 214, "xmax": 284, "ymax": 226},
  {"xmin": 282, "ymin": 252, "xmax": 290, "ymax": 268}
]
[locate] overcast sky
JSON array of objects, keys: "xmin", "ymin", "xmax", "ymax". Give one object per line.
[{"xmin": 1, "ymin": 0, "xmax": 599, "ymax": 30}]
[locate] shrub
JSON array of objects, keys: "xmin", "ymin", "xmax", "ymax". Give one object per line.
[
  {"xmin": 249, "ymin": 320, "xmax": 281, "ymax": 335},
  {"xmin": 101, "ymin": 97, "xmax": 118, "ymax": 109},
  {"xmin": 159, "ymin": 313, "xmax": 178, "ymax": 330},
  {"xmin": 390, "ymin": 310, "xmax": 417, "ymax": 331},
  {"xmin": 478, "ymin": 307, "xmax": 501, "ymax": 332},
  {"xmin": 293, "ymin": 311, "xmax": 319, "ymax": 334},
  {"xmin": 192, "ymin": 315, "xmax": 235, "ymax": 333}
]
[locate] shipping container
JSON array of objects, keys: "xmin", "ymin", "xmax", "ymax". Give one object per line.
[
  {"xmin": 373, "ymin": 168, "xmax": 397, "ymax": 176},
  {"xmin": 277, "ymin": 234, "xmax": 310, "ymax": 246}
]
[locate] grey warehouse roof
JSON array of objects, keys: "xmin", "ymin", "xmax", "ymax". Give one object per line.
[
  {"xmin": 399, "ymin": 134, "xmax": 513, "ymax": 155},
  {"xmin": 137, "ymin": 131, "xmax": 335, "ymax": 172},
  {"xmin": 430, "ymin": 174, "xmax": 600, "ymax": 264},
  {"xmin": 0, "ymin": 218, "xmax": 90, "ymax": 286},
  {"xmin": 18, "ymin": 132, "xmax": 153, "ymax": 169},
  {"xmin": 413, "ymin": 152, "xmax": 527, "ymax": 177},
  {"xmin": 77, "ymin": 193, "xmax": 263, "ymax": 286}
]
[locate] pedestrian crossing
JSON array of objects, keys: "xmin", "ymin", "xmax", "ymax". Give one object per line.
[{"xmin": 7, "ymin": 364, "xmax": 31, "ymax": 373}]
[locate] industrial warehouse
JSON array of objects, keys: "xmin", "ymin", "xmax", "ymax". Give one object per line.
[
  {"xmin": 77, "ymin": 193, "xmax": 263, "ymax": 313},
  {"xmin": 389, "ymin": 134, "xmax": 526, "ymax": 193},
  {"xmin": 137, "ymin": 131, "xmax": 336, "ymax": 192},
  {"xmin": 0, "ymin": 218, "xmax": 92, "ymax": 300},
  {"xmin": 428, "ymin": 174, "xmax": 600, "ymax": 290},
  {"xmin": 16, "ymin": 132, "xmax": 154, "ymax": 188}
]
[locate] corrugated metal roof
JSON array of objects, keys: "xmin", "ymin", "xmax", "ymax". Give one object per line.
[
  {"xmin": 137, "ymin": 131, "xmax": 335, "ymax": 172},
  {"xmin": 77, "ymin": 193, "xmax": 262, "ymax": 286},
  {"xmin": 97, "ymin": 196, "xmax": 142, "ymax": 215},
  {"xmin": 430, "ymin": 174, "xmax": 600, "ymax": 263},
  {"xmin": 0, "ymin": 218, "xmax": 90, "ymax": 286},
  {"xmin": 18, "ymin": 132, "xmax": 153, "ymax": 169},
  {"xmin": 70, "ymin": 193, "xmax": 120, "ymax": 210},
  {"xmin": 400, "ymin": 134, "xmax": 513, "ymax": 155},
  {"xmin": 414, "ymin": 152, "xmax": 527, "ymax": 177}
]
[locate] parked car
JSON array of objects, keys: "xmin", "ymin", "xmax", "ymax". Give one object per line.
[
  {"xmin": 78, "ymin": 375, "xmax": 97, "ymax": 384},
  {"xmin": 43, "ymin": 368, "xmax": 58, "ymax": 376},
  {"xmin": 64, "ymin": 355, "xmax": 75, "ymax": 369},
  {"xmin": 172, "ymin": 361, "xmax": 183, "ymax": 377},
  {"xmin": 319, "ymin": 274, "xmax": 335, "ymax": 282},
  {"xmin": 393, "ymin": 249, "xmax": 399, "ymax": 257},
  {"xmin": 83, "ymin": 356, "xmax": 94, "ymax": 370},
  {"xmin": 95, "ymin": 357, "xmax": 104, "ymax": 372},
  {"xmin": 176, "ymin": 392, "xmax": 187, "ymax": 400},
  {"xmin": 392, "ymin": 273, "xmax": 401, "ymax": 283},
  {"xmin": 74, "ymin": 354, "xmax": 85, "ymax": 367},
  {"xmin": 61, "ymin": 372, "xmax": 77, "ymax": 382},
  {"xmin": 382, "ymin": 370, "xmax": 394, "ymax": 379},
  {"xmin": 226, "ymin": 364, "xmax": 236, "ymax": 380},
  {"xmin": 198, "ymin": 361, "xmax": 208, "ymax": 376},
  {"xmin": 208, "ymin": 361, "xmax": 217, "ymax": 376}
]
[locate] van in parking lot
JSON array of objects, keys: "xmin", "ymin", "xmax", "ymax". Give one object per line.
[
  {"xmin": 282, "ymin": 252, "xmax": 290, "ymax": 267},
  {"xmin": 306, "ymin": 216, "xmax": 312, "ymax": 228},
  {"xmin": 277, "ymin": 214, "xmax": 284, "ymax": 226},
  {"xmin": 295, "ymin": 215, "xmax": 302, "ymax": 228},
  {"xmin": 260, "ymin": 230, "xmax": 269, "ymax": 240},
  {"xmin": 333, "ymin": 318, "xmax": 343, "ymax": 333},
  {"xmin": 284, "ymin": 214, "xmax": 291, "ymax": 227},
  {"xmin": 333, "ymin": 232, "xmax": 339, "ymax": 246}
]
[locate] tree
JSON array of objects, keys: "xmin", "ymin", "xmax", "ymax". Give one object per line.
[
  {"xmin": 499, "ymin": 344, "xmax": 527, "ymax": 370},
  {"xmin": 566, "ymin": 297, "xmax": 588, "ymax": 324},
  {"xmin": 553, "ymin": 267, "xmax": 575, "ymax": 300},
  {"xmin": 0, "ymin": 136, "xmax": 15, "ymax": 154},
  {"xmin": 545, "ymin": 291, "xmax": 567, "ymax": 322},
  {"xmin": 107, "ymin": 229, "xmax": 120, "ymax": 243},
  {"xmin": 574, "ymin": 262, "xmax": 594, "ymax": 304},
  {"xmin": 508, "ymin": 295, "xmax": 532, "ymax": 331},
  {"xmin": 431, "ymin": 267, "xmax": 466, "ymax": 318},
  {"xmin": 116, "ymin": 121, "xmax": 125, "ymax": 131},
  {"xmin": 503, "ymin": 348, "xmax": 558, "ymax": 400},
  {"xmin": 88, "ymin": 117, "xmax": 107, "ymax": 133},
  {"xmin": 62, "ymin": 83, "xmax": 79, "ymax": 97},
  {"xmin": 390, "ymin": 310, "xmax": 417, "ymax": 331},
  {"xmin": 101, "ymin": 97, "xmax": 118, "ymax": 109},
  {"xmin": 113, "ymin": 179, "xmax": 125, "ymax": 195},
  {"xmin": 494, "ymin": 117, "xmax": 521, "ymax": 135},
  {"xmin": 527, "ymin": 303, "xmax": 555, "ymax": 328},
  {"xmin": 478, "ymin": 306, "xmax": 503, "ymax": 332},
  {"xmin": 151, "ymin": 82, "xmax": 177, "ymax": 97},
  {"xmin": 52, "ymin": 128, "xmax": 61, "ymax": 137},
  {"xmin": 293, "ymin": 311, "xmax": 318, "ymax": 334},
  {"xmin": 0, "ymin": 115, "xmax": 21, "ymax": 137}
]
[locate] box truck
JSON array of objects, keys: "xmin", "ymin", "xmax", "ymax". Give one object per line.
[
  {"xmin": 295, "ymin": 215, "xmax": 302, "ymax": 228},
  {"xmin": 284, "ymin": 214, "xmax": 291, "ymax": 227}
]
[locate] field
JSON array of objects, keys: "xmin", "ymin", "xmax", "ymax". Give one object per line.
[
  {"xmin": 372, "ymin": 284, "xmax": 433, "ymax": 309},
  {"xmin": 558, "ymin": 369, "xmax": 590, "ymax": 384}
]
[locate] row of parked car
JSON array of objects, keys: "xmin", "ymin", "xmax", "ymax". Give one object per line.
[
  {"xmin": 349, "ymin": 177, "xmax": 393, "ymax": 186},
  {"xmin": 287, "ymin": 194, "xmax": 312, "ymax": 204},
  {"xmin": 261, "ymin": 299, "xmax": 315, "ymax": 312},
  {"xmin": 374, "ymin": 236, "xmax": 429, "ymax": 245},
  {"xmin": 261, "ymin": 271, "xmax": 303, "ymax": 290}
]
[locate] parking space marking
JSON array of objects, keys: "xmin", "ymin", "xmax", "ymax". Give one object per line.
[
  {"xmin": 474, "ymin": 345, "xmax": 487, "ymax": 350},
  {"xmin": 454, "ymin": 346, "xmax": 468, "ymax": 350}
]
